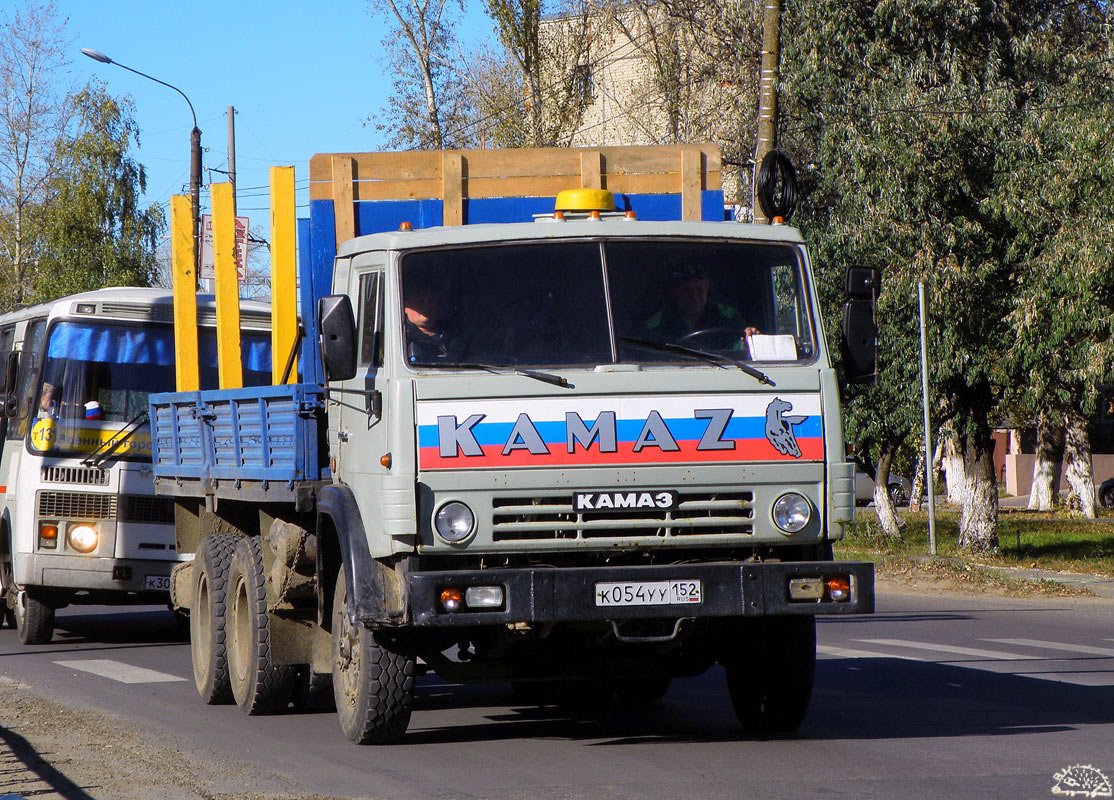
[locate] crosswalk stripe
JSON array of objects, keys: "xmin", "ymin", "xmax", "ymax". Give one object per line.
[
  {"xmin": 985, "ymin": 638, "xmax": 1114, "ymax": 658},
  {"xmin": 818, "ymin": 644, "xmax": 924, "ymax": 661},
  {"xmin": 855, "ymin": 639, "xmax": 1032, "ymax": 660},
  {"xmin": 53, "ymin": 659, "xmax": 187, "ymax": 684}
]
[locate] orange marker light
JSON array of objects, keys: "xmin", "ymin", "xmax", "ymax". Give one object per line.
[
  {"xmin": 440, "ymin": 588, "xmax": 463, "ymax": 612},
  {"xmin": 825, "ymin": 576, "xmax": 851, "ymax": 602},
  {"xmin": 399, "ymin": 221, "xmax": 413, "ymax": 231}
]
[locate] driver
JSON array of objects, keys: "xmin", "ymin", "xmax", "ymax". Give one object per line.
[{"xmin": 640, "ymin": 264, "xmax": 756, "ymax": 347}]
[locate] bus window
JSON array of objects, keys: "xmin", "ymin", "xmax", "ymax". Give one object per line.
[{"xmin": 8, "ymin": 319, "xmax": 46, "ymax": 441}]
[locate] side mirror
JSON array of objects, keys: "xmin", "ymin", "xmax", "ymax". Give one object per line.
[
  {"xmin": 2, "ymin": 351, "xmax": 20, "ymax": 416},
  {"xmin": 318, "ymin": 295, "xmax": 357, "ymax": 382},
  {"xmin": 841, "ymin": 299, "xmax": 876, "ymax": 383},
  {"xmin": 845, "ymin": 266, "xmax": 879, "ymax": 299}
]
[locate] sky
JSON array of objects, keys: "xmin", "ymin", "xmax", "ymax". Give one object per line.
[{"xmin": 55, "ymin": 0, "xmax": 494, "ymax": 240}]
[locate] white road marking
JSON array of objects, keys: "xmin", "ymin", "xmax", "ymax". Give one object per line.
[
  {"xmin": 823, "ymin": 640, "xmax": 1114, "ymax": 686},
  {"xmin": 53, "ymin": 659, "xmax": 187, "ymax": 684},
  {"xmin": 855, "ymin": 639, "xmax": 1033, "ymax": 661},
  {"xmin": 986, "ymin": 638, "xmax": 1114, "ymax": 658},
  {"xmin": 818, "ymin": 644, "xmax": 924, "ymax": 661}
]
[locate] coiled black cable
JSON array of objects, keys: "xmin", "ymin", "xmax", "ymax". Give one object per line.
[{"xmin": 756, "ymin": 150, "xmax": 799, "ymax": 222}]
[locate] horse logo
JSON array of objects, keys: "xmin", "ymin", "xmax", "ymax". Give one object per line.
[{"xmin": 765, "ymin": 398, "xmax": 807, "ymax": 458}]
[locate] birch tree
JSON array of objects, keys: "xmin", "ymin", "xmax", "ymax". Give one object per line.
[
  {"xmin": 367, "ymin": 0, "xmax": 471, "ymax": 149},
  {"xmin": 0, "ymin": 0, "xmax": 73, "ymax": 310}
]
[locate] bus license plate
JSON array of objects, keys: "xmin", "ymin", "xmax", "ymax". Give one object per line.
[
  {"xmin": 595, "ymin": 580, "xmax": 702, "ymax": 607},
  {"xmin": 144, "ymin": 575, "xmax": 171, "ymax": 591}
]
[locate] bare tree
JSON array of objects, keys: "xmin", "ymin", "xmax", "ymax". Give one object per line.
[{"xmin": 0, "ymin": 0, "xmax": 74, "ymax": 310}]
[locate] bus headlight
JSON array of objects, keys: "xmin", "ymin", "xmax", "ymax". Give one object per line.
[
  {"xmin": 772, "ymin": 494, "xmax": 811, "ymax": 534},
  {"xmin": 434, "ymin": 502, "xmax": 475, "ymax": 544},
  {"xmin": 67, "ymin": 523, "xmax": 99, "ymax": 553}
]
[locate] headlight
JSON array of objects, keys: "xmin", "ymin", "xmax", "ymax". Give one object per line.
[
  {"xmin": 772, "ymin": 494, "xmax": 811, "ymax": 533},
  {"xmin": 434, "ymin": 502, "xmax": 475, "ymax": 544},
  {"xmin": 67, "ymin": 523, "xmax": 99, "ymax": 553}
]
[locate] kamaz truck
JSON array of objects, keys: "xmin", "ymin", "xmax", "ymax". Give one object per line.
[{"xmin": 149, "ymin": 145, "xmax": 877, "ymax": 744}]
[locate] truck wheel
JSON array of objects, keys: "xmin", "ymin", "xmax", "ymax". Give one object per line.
[
  {"xmin": 331, "ymin": 571, "xmax": 414, "ymax": 744},
  {"xmin": 724, "ymin": 616, "xmax": 816, "ymax": 736},
  {"xmin": 190, "ymin": 533, "xmax": 240, "ymax": 704},
  {"xmin": 12, "ymin": 588, "xmax": 54, "ymax": 645},
  {"xmin": 226, "ymin": 536, "xmax": 297, "ymax": 714}
]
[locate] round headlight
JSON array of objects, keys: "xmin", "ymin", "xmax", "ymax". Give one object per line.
[
  {"xmin": 67, "ymin": 523, "xmax": 99, "ymax": 553},
  {"xmin": 434, "ymin": 502, "xmax": 475, "ymax": 543},
  {"xmin": 772, "ymin": 494, "xmax": 811, "ymax": 534}
]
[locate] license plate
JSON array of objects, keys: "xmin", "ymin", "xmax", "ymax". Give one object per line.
[
  {"xmin": 144, "ymin": 575, "xmax": 171, "ymax": 591},
  {"xmin": 574, "ymin": 490, "xmax": 679, "ymax": 513},
  {"xmin": 595, "ymin": 580, "xmax": 702, "ymax": 607}
]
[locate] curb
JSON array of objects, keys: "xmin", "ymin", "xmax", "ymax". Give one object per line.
[{"xmin": 906, "ymin": 554, "xmax": 1114, "ymax": 598}]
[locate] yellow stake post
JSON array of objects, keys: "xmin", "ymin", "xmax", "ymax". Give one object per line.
[
  {"xmin": 212, "ymin": 182, "xmax": 243, "ymax": 389},
  {"xmin": 170, "ymin": 195, "xmax": 199, "ymax": 392},
  {"xmin": 270, "ymin": 166, "xmax": 298, "ymax": 384}
]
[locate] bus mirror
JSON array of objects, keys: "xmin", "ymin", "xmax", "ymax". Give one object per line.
[
  {"xmin": 318, "ymin": 295, "xmax": 357, "ymax": 382},
  {"xmin": 841, "ymin": 299, "xmax": 876, "ymax": 383},
  {"xmin": 2, "ymin": 351, "xmax": 19, "ymax": 416}
]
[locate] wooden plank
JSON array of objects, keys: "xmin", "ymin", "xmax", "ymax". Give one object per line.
[
  {"xmin": 310, "ymin": 145, "xmax": 721, "ymax": 206},
  {"xmin": 442, "ymin": 152, "xmax": 463, "ymax": 226},
  {"xmin": 169, "ymin": 195, "xmax": 199, "ymax": 392},
  {"xmin": 269, "ymin": 166, "xmax": 298, "ymax": 384},
  {"xmin": 580, "ymin": 151, "xmax": 602, "ymax": 190},
  {"xmin": 331, "ymin": 156, "xmax": 357, "ymax": 245},
  {"xmin": 680, "ymin": 147, "xmax": 702, "ymax": 221},
  {"xmin": 211, "ymin": 182, "xmax": 243, "ymax": 390}
]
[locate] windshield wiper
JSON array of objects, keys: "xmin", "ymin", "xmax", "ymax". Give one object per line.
[
  {"xmin": 618, "ymin": 336, "xmax": 774, "ymax": 386},
  {"xmin": 408, "ymin": 361, "xmax": 573, "ymax": 389},
  {"xmin": 81, "ymin": 409, "xmax": 149, "ymax": 468}
]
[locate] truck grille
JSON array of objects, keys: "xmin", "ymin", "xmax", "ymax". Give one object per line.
[
  {"xmin": 38, "ymin": 491, "xmax": 117, "ymax": 520},
  {"xmin": 120, "ymin": 495, "xmax": 175, "ymax": 525},
  {"xmin": 40, "ymin": 466, "xmax": 110, "ymax": 486},
  {"xmin": 491, "ymin": 491, "xmax": 754, "ymax": 541}
]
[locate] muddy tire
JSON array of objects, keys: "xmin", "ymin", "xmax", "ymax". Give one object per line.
[
  {"xmin": 332, "ymin": 571, "xmax": 414, "ymax": 744},
  {"xmin": 13, "ymin": 588, "xmax": 54, "ymax": 645},
  {"xmin": 190, "ymin": 534, "xmax": 239, "ymax": 704},
  {"xmin": 724, "ymin": 616, "xmax": 816, "ymax": 736},
  {"xmin": 226, "ymin": 536, "xmax": 297, "ymax": 715}
]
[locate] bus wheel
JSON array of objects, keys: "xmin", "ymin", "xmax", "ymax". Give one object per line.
[
  {"xmin": 724, "ymin": 616, "xmax": 816, "ymax": 736},
  {"xmin": 190, "ymin": 534, "xmax": 239, "ymax": 704},
  {"xmin": 226, "ymin": 536, "xmax": 296, "ymax": 714},
  {"xmin": 332, "ymin": 571, "xmax": 414, "ymax": 744},
  {"xmin": 13, "ymin": 588, "xmax": 54, "ymax": 645}
]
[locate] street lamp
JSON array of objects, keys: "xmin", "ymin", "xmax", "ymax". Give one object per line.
[{"xmin": 81, "ymin": 49, "xmax": 202, "ymax": 284}]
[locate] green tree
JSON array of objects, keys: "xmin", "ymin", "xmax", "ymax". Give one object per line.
[
  {"xmin": 782, "ymin": 0, "xmax": 1113, "ymax": 550},
  {"xmin": 34, "ymin": 84, "xmax": 163, "ymax": 299}
]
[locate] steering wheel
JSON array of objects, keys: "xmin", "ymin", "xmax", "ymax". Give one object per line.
[{"xmin": 676, "ymin": 327, "xmax": 744, "ymax": 348}]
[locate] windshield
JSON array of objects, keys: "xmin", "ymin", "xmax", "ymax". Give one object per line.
[
  {"xmin": 400, "ymin": 239, "xmax": 814, "ymax": 369},
  {"xmin": 32, "ymin": 321, "xmax": 271, "ymax": 458}
]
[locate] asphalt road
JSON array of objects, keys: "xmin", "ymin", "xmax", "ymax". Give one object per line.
[{"xmin": 0, "ymin": 590, "xmax": 1111, "ymax": 800}]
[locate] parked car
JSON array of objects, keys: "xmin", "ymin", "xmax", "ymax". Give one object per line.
[
  {"xmin": 1099, "ymin": 476, "xmax": 1114, "ymax": 509},
  {"xmin": 854, "ymin": 472, "xmax": 912, "ymax": 507}
]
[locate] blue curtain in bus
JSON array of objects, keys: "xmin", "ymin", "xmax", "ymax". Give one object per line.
[{"xmin": 48, "ymin": 323, "xmax": 270, "ymax": 372}]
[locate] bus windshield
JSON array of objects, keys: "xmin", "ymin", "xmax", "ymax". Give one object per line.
[
  {"xmin": 31, "ymin": 321, "xmax": 271, "ymax": 458},
  {"xmin": 399, "ymin": 239, "xmax": 815, "ymax": 369}
]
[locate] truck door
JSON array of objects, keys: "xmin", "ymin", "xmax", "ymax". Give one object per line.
[{"xmin": 334, "ymin": 268, "xmax": 389, "ymax": 485}]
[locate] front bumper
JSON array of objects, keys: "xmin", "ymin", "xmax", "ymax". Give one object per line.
[{"xmin": 409, "ymin": 560, "xmax": 874, "ymax": 627}]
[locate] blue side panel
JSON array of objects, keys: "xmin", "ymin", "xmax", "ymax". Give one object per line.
[
  {"xmin": 464, "ymin": 196, "xmax": 556, "ymax": 224},
  {"xmin": 150, "ymin": 383, "xmax": 326, "ymax": 484},
  {"xmin": 302, "ymin": 210, "xmax": 331, "ymax": 384},
  {"xmin": 355, "ymin": 198, "xmax": 444, "ymax": 234}
]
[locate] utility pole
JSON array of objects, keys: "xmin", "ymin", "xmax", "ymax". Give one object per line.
[
  {"xmin": 227, "ymin": 106, "xmax": 237, "ymax": 215},
  {"xmin": 752, "ymin": 0, "xmax": 782, "ymax": 224}
]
